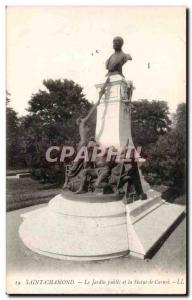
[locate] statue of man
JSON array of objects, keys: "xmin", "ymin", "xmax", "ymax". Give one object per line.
[{"xmin": 106, "ymin": 36, "xmax": 132, "ymax": 77}]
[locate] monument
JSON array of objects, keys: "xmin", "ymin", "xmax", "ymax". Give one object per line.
[{"xmin": 19, "ymin": 37, "xmax": 185, "ymax": 260}]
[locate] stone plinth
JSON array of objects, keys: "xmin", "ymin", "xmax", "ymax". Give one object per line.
[
  {"xmin": 19, "ymin": 192, "xmax": 129, "ymax": 261},
  {"xmin": 19, "ymin": 190, "xmax": 185, "ymax": 261},
  {"xmin": 125, "ymin": 190, "xmax": 185, "ymax": 258},
  {"xmin": 95, "ymin": 74, "xmax": 134, "ymax": 148}
]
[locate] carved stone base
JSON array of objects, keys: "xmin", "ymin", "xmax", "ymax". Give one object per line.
[
  {"xmin": 19, "ymin": 190, "xmax": 185, "ymax": 261},
  {"xmin": 19, "ymin": 192, "xmax": 128, "ymax": 261},
  {"xmin": 125, "ymin": 189, "xmax": 185, "ymax": 259}
]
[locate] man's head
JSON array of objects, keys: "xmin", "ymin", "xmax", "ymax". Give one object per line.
[{"xmin": 113, "ymin": 36, "xmax": 124, "ymax": 51}]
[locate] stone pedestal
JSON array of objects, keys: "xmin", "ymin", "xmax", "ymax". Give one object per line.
[
  {"xmin": 95, "ymin": 74, "xmax": 134, "ymax": 148},
  {"xmin": 19, "ymin": 192, "xmax": 129, "ymax": 261},
  {"xmin": 125, "ymin": 190, "xmax": 185, "ymax": 259},
  {"xmin": 19, "ymin": 190, "xmax": 185, "ymax": 260}
]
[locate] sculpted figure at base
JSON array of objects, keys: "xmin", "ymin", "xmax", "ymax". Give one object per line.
[
  {"xmin": 77, "ymin": 77, "xmax": 110, "ymax": 148},
  {"xmin": 63, "ymin": 78, "xmax": 109, "ymax": 190},
  {"xmin": 75, "ymin": 153, "xmax": 112, "ymax": 194},
  {"xmin": 110, "ymin": 162, "xmax": 147, "ymax": 201}
]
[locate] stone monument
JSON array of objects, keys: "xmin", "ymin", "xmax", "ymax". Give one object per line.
[{"xmin": 19, "ymin": 37, "xmax": 185, "ymax": 260}]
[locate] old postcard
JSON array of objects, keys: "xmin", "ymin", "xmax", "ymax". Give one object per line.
[{"xmin": 6, "ymin": 6, "xmax": 187, "ymax": 295}]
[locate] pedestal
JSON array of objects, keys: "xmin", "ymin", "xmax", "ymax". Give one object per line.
[
  {"xmin": 19, "ymin": 190, "xmax": 185, "ymax": 260},
  {"xmin": 95, "ymin": 74, "xmax": 134, "ymax": 148},
  {"xmin": 125, "ymin": 190, "xmax": 185, "ymax": 259},
  {"xmin": 19, "ymin": 192, "xmax": 128, "ymax": 261}
]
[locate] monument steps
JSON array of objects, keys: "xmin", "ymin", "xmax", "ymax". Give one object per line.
[
  {"xmin": 19, "ymin": 194, "xmax": 129, "ymax": 260},
  {"xmin": 127, "ymin": 189, "xmax": 163, "ymax": 224},
  {"xmin": 48, "ymin": 193, "xmax": 126, "ymax": 217},
  {"xmin": 126, "ymin": 200, "xmax": 185, "ymax": 259},
  {"xmin": 19, "ymin": 191, "xmax": 185, "ymax": 261}
]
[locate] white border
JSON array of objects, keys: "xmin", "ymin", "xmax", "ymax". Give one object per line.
[{"xmin": 0, "ymin": 1, "xmax": 191, "ymax": 299}]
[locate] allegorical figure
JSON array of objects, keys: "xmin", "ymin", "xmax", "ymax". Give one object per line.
[
  {"xmin": 106, "ymin": 36, "xmax": 132, "ymax": 77},
  {"xmin": 63, "ymin": 78, "xmax": 109, "ymax": 190},
  {"xmin": 76, "ymin": 77, "xmax": 110, "ymax": 149}
]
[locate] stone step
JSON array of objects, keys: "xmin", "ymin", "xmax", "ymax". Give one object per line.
[
  {"xmin": 49, "ymin": 194, "xmax": 126, "ymax": 217},
  {"xmin": 127, "ymin": 200, "xmax": 164, "ymax": 225},
  {"xmin": 126, "ymin": 201, "xmax": 185, "ymax": 259},
  {"xmin": 19, "ymin": 191, "xmax": 185, "ymax": 261},
  {"xmin": 126, "ymin": 189, "xmax": 162, "ymax": 221},
  {"xmin": 19, "ymin": 206, "xmax": 128, "ymax": 258}
]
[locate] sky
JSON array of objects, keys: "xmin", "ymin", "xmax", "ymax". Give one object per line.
[{"xmin": 6, "ymin": 6, "xmax": 186, "ymax": 116}]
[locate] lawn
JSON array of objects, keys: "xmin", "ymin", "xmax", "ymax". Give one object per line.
[
  {"xmin": 6, "ymin": 177, "xmax": 61, "ymax": 211},
  {"xmin": 6, "ymin": 177, "xmax": 185, "ymax": 212}
]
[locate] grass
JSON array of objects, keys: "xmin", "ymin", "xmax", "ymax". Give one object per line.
[
  {"xmin": 6, "ymin": 177, "xmax": 61, "ymax": 211},
  {"xmin": 6, "ymin": 177, "xmax": 186, "ymax": 212}
]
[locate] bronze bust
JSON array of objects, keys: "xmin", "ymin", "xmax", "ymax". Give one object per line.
[{"xmin": 106, "ymin": 36, "xmax": 132, "ymax": 77}]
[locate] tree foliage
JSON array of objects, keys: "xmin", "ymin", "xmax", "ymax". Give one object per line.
[
  {"xmin": 6, "ymin": 81, "xmax": 186, "ymax": 192},
  {"xmin": 18, "ymin": 79, "xmax": 93, "ymax": 183},
  {"xmin": 143, "ymin": 103, "xmax": 186, "ymax": 191},
  {"xmin": 6, "ymin": 92, "xmax": 21, "ymax": 168},
  {"xmin": 132, "ymin": 100, "xmax": 171, "ymax": 147},
  {"xmin": 26, "ymin": 79, "xmax": 92, "ymax": 141}
]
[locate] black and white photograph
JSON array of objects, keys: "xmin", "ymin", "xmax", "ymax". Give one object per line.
[{"xmin": 5, "ymin": 5, "xmax": 187, "ymax": 295}]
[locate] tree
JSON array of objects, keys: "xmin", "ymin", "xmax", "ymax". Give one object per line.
[
  {"xmin": 143, "ymin": 103, "xmax": 186, "ymax": 192},
  {"xmin": 132, "ymin": 100, "xmax": 171, "ymax": 148},
  {"xmin": 6, "ymin": 92, "xmax": 21, "ymax": 168},
  {"xmin": 25, "ymin": 79, "xmax": 94, "ymax": 142},
  {"xmin": 20, "ymin": 79, "xmax": 93, "ymax": 183}
]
